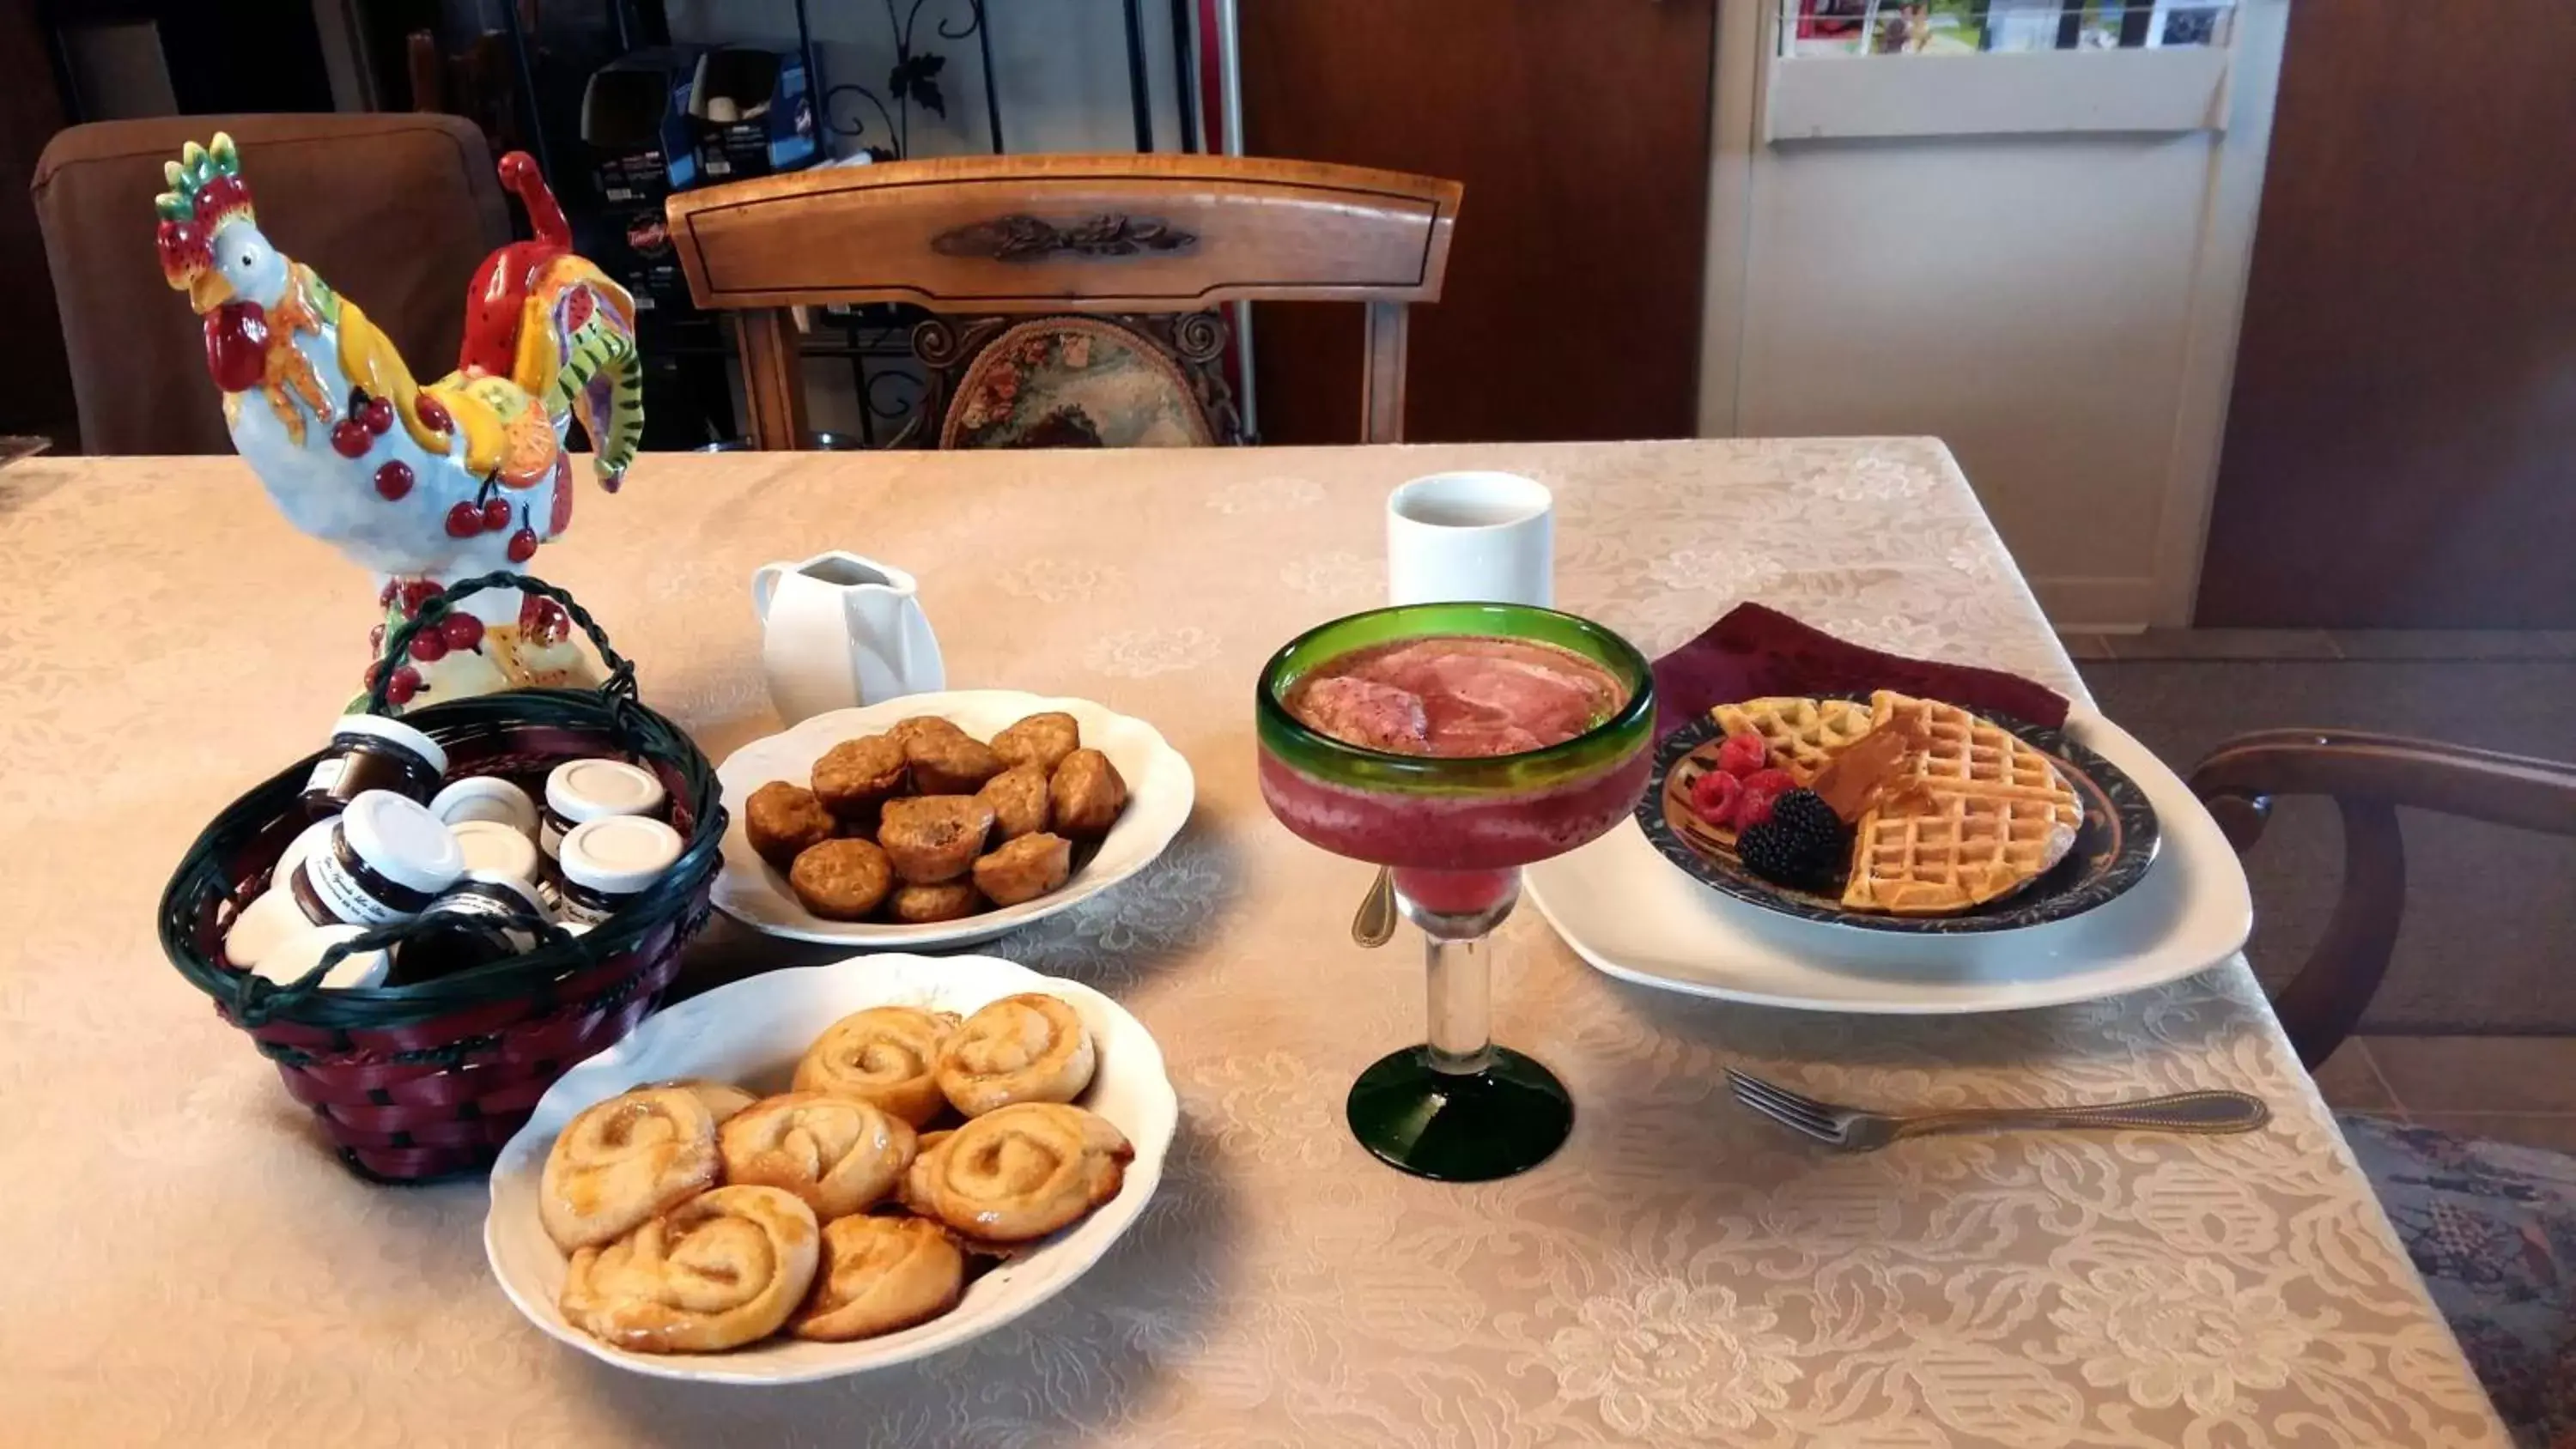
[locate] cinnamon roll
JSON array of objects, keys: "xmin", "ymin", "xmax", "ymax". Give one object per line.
[
  {"xmin": 540, "ymin": 1085, "xmax": 722, "ymax": 1252},
  {"xmin": 793, "ymin": 1006, "xmax": 960, "ymax": 1126},
  {"xmin": 789, "ymin": 1215, "xmax": 966, "ymax": 1342},
  {"xmin": 936, "ymin": 992, "xmax": 1097, "ymax": 1117},
  {"xmin": 560, "ymin": 1185, "xmax": 820, "ymax": 1353},
  {"xmin": 657, "ymin": 1077, "xmax": 758, "ymax": 1124},
  {"xmin": 719, "ymin": 1092, "xmax": 917, "ymax": 1221},
  {"xmin": 902, "ymin": 1102, "xmax": 1132, "ymax": 1242}
]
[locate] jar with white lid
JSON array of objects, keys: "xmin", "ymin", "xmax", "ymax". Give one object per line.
[
  {"xmin": 253, "ymin": 924, "xmax": 391, "ymax": 990},
  {"xmin": 222, "ymin": 817, "xmax": 345, "ymax": 963},
  {"xmin": 274, "ymin": 817, "xmax": 340, "ymax": 883},
  {"xmin": 541, "ymin": 759, "xmax": 667, "ymax": 863},
  {"xmin": 450, "ymin": 818, "xmax": 543, "ymax": 888},
  {"xmin": 301, "ymin": 715, "xmax": 448, "ymax": 816},
  {"xmin": 393, "ymin": 870, "xmax": 552, "ymax": 984},
  {"xmin": 556, "ymin": 815, "xmax": 684, "ymax": 925},
  {"xmin": 287, "ymin": 790, "xmax": 465, "ymax": 927},
  {"xmin": 431, "ymin": 776, "xmax": 540, "ymax": 840},
  {"xmin": 223, "ymin": 879, "xmax": 319, "ymax": 970}
]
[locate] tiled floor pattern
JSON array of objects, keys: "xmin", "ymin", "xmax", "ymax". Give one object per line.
[{"xmin": 2312, "ymin": 1036, "xmax": 2576, "ymax": 1152}]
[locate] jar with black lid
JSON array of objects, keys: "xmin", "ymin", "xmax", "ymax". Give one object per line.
[
  {"xmin": 301, "ymin": 715, "xmax": 449, "ymax": 817},
  {"xmin": 392, "ymin": 871, "xmax": 551, "ymax": 984}
]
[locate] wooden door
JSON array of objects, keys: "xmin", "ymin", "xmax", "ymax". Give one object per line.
[
  {"xmin": 2197, "ymin": 1, "xmax": 2576, "ymax": 627},
  {"xmin": 1240, "ymin": 0, "xmax": 1715, "ymax": 445}
]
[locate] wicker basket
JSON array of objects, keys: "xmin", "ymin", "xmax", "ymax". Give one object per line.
[{"xmin": 159, "ymin": 573, "xmax": 726, "ymax": 1182}]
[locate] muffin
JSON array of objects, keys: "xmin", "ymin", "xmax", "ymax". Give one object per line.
[
  {"xmin": 1048, "ymin": 749, "xmax": 1127, "ymax": 838},
  {"xmin": 877, "ymin": 796, "xmax": 996, "ymax": 884},
  {"xmin": 788, "ymin": 839, "xmax": 896, "ymax": 920},
  {"xmin": 745, "ymin": 782, "xmax": 835, "ymax": 870},
  {"xmin": 810, "ymin": 736, "xmax": 908, "ymax": 824},
  {"xmin": 975, "ymin": 766, "xmax": 1051, "ymax": 841}
]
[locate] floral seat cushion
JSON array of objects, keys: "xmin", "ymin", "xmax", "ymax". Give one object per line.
[
  {"xmin": 2341, "ymin": 1113, "xmax": 2576, "ymax": 1447},
  {"xmin": 939, "ymin": 316, "xmax": 1217, "ymax": 450}
]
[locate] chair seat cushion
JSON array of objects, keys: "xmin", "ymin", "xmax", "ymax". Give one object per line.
[
  {"xmin": 2341, "ymin": 1112, "xmax": 2576, "ymax": 1446},
  {"xmin": 939, "ymin": 317, "xmax": 1215, "ymax": 449}
]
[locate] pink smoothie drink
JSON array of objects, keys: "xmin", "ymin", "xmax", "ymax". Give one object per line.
[{"xmin": 1260, "ymin": 635, "xmax": 1650, "ymax": 913}]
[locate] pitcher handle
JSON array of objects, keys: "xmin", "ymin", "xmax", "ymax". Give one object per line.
[{"xmin": 751, "ymin": 563, "xmax": 787, "ymax": 622}]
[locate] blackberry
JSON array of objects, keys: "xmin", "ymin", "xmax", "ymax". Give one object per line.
[{"xmin": 1736, "ymin": 788, "xmax": 1850, "ymax": 892}]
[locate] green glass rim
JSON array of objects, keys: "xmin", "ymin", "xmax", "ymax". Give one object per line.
[{"xmin": 1255, "ymin": 602, "xmax": 1656, "ymax": 796}]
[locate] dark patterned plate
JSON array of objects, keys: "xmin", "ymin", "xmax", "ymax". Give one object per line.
[{"xmin": 1636, "ymin": 695, "xmax": 2160, "ymax": 934}]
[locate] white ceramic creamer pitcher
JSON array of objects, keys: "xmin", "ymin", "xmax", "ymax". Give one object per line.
[{"xmin": 751, "ymin": 552, "xmax": 945, "ymax": 724}]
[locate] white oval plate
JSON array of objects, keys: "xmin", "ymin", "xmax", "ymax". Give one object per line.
[
  {"xmin": 484, "ymin": 953, "xmax": 1178, "ymax": 1384},
  {"xmin": 713, "ymin": 690, "xmax": 1196, "ymax": 946},
  {"xmin": 1524, "ymin": 710, "xmax": 2252, "ymax": 1013}
]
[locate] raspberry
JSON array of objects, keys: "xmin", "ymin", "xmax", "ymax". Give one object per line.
[
  {"xmin": 1717, "ymin": 731, "xmax": 1771, "ymax": 779},
  {"xmin": 1737, "ymin": 788, "xmax": 1850, "ymax": 892},
  {"xmin": 1689, "ymin": 768, "xmax": 1743, "ymax": 828},
  {"xmin": 1734, "ymin": 767, "xmax": 1797, "ymax": 830}
]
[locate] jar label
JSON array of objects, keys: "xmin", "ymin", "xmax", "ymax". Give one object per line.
[
  {"xmin": 304, "ymin": 757, "xmax": 346, "ymax": 794},
  {"xmin": 555, "ymin": 894, "xmax": 617, "ymax": 926},
  {"xmin": 302, "ymin": 849, "xmax": 411, "ymax": 926}
]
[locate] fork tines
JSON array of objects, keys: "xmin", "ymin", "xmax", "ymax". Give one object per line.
[{"xmin": 1726, "ymin": 1068, "xmax": 1842, "ymax": 1143}]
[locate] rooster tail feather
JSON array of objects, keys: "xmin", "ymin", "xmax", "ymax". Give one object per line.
[{"xmin": 514, "ymin": 258, "xmax": 643, "ymax": 488}]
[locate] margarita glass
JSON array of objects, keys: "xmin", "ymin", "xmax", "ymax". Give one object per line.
[{"xmin": 1255, "ymin": 603, "xmax": 1655, "ymax": 1180}]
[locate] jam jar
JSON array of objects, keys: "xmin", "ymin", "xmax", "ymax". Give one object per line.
[
  {"xmin": 449, "ymin": 818, "xmax": 543, "ymax": 888},
  {"xmin": 541, "ymin": 759, "xmax": 667, "ymax": 864},
  {"xmin": 287, "ymin": 790, "xmax": 466, "ymax": 927},
  {"xmin": 392, "ymin": 870, "xmax": 551, "ymax": 984},
  {"xmin": 253, "ymin": 924, "xmax": 391, "ymax": 990},
  {"xmin": 555, "ymin": 815, "xmax": 684, "ymax": 926},
  {"xmin": 301, "ymin": 715, "xmax": 448, "ymax": 816},
  {"xmin": 431, "ymin": 776, "xmax": 540, "ymax": 840}
]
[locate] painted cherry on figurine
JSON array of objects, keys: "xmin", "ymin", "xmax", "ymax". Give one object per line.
[{"xmin": 153, "ymin": 130, "xmax": 646, "ymax": 711}]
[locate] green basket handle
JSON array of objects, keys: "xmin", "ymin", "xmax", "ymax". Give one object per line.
[
  {"xmin": 366, "ymin": 572, "xmax": 640, "ymax": 716},
  {"xmin": 232, "ymin": 907, "xmax": 578, "ymax": 1028}
]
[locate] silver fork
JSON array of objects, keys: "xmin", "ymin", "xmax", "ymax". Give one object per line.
[{"xmin": 1726, "ymin": 1068, "xmax": 2269, "ymax": 1150}]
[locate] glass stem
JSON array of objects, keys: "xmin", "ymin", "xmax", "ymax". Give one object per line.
[{"xmin": 1424, "ymin": 932, "xmax": 1495, "ymax": 1075}]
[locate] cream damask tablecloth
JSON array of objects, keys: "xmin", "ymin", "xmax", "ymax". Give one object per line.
[{"xmin": 0, "ymin": 442, "xmax": 2505, "ymax": 1446}]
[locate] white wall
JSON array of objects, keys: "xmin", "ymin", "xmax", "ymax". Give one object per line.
[{"xmin": 1699, "ymin": 0, "xmax": 2288, "ymax": 628}]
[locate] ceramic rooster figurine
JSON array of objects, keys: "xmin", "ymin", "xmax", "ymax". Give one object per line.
[{"xmin": 156, "ymin": 133, "xmax": 642, "ymax": 708}]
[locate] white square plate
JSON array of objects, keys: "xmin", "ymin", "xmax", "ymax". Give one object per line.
[{"xmin": 1524, "ymin": 710, "xmax": 2251, "ymax": 1012}]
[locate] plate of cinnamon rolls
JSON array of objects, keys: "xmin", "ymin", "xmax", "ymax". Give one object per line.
[{"xmin": 483, "ymin": 953, "xmax": 1177, "ymax": 1382}]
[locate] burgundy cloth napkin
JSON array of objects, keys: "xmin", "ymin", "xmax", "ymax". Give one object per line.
[{"xmin": 1651, "ymin": 603, "xmax": 2069, "ymax": 737}]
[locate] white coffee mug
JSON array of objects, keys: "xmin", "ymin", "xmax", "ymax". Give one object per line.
[{"xmin": 1386, "ymin": 470, "xmax": 1554, "ymax": 607}]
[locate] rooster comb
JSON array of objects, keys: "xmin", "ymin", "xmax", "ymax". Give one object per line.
[{"xmin": 153, "ymin": 133, "xmax": 254, "ymax": 229}]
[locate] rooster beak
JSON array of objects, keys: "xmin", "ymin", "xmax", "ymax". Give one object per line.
[{"xmin": 187, "ymin": 270, "xmax": 233, "ymax": 314}]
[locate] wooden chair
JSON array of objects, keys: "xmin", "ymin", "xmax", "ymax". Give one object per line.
[
  {"xmin": 2188, "ymin": 729, "xmax": 2576, "ymax": 1067},
  {"xmin": 663, "ymin": 154, "xmax": 1461, "ymax": 450},
  {"xmin": 2193, "ymin": 731, "xmax": 2576, "ymax": 1445}
]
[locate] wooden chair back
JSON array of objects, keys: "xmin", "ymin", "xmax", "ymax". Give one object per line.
[
  {"xmin": 2190, "ymin": 729, "xmax": 2576, "ymax": 1066},
  {"xmin": 664, "ymin": 154, "xmax": 1461, "ymax": 450}
]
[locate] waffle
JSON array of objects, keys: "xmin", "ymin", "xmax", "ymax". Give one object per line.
[
  {"xmin": 1711, "ymin": 696, "xmax": 1877, "ymax": 785},
  {"xmin": 1839, "ymin": 691, "xmax": 2081, "ymax": 916}
]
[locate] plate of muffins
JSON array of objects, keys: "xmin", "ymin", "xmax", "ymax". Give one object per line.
[
  {"xmin": 712, "ymin": 690, "xmax": 1196, "ymax": 945},
  {"xmin": 483, "ymin": 951, "xmax": 1179, "ymax": 1383}
]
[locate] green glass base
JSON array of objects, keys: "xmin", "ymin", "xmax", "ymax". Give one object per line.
[{"xmin": 1346, "ymin": 1045, "xmax": 1574, "ymax": 1181}]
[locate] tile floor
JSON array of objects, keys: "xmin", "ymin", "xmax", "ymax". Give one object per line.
[
  {"xmin": 2066, "ymin": 627, "xmax": 2576, "ymax": 1154},
  {"xmin": 2313, "ymin": 1038, "xmax": 2576, "ymax": 1153}
]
